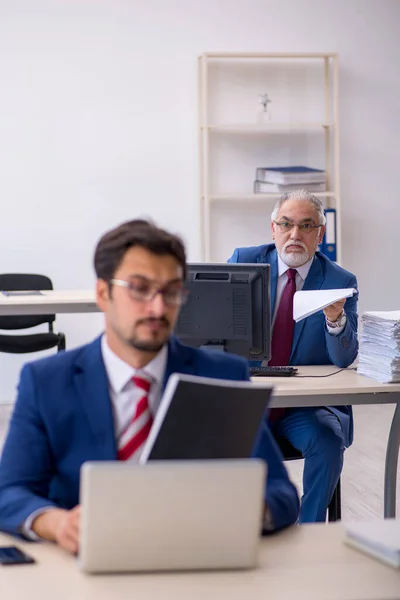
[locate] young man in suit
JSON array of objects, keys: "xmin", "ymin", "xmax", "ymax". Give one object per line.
[
  {"xmin": 0, "ymin": 219, "xmax": 299, "ymax": 553},
  {"xmin": 228, "ymin": 190, "xmax": 358, "ymax": 523}
]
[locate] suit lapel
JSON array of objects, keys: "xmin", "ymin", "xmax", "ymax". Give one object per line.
[
  {"xmin": 72, "ymin": 336, "xmax": 117, "ymax": 459},
  {"xmin": 163, "ymin": 336, "xmax": 196, "ymax": 391},
  {"xmin": 73, "ymin": 336, "xmax": 197, "ymax": 455},
  {"xmin": 255, "ymin": 246, "xmax": 278, "ymax": 317},
  {"xmin": 267, "ymin": 249, "xmax": 279, "ymax": 317},
  {"xmin": 291, "ymin": 255, "xmax": 325, "ymax": 360}
]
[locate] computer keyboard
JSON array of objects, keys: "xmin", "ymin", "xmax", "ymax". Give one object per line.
[{"xmin": 250, "ymin": 366, "xmax": 298, "ymax": 377}]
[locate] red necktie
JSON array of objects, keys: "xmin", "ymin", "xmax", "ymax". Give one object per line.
[
  {"xmin": 117, "ymin": 376, "xmax": 153, "ymax": 461},
  {"xmin": 269, "ymin": 268, "xmax": 297, "ymax": 366},
  {"xmin": 268, "ymin": 268, "xmax": 297, "ymax": 422}
]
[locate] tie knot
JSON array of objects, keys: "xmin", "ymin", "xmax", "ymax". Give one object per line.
[
  {"xmin": 287, "ymin": 269, "xmax": 297, "ymax": 281},
  {"xmin": 132, "ymin": 375, "xmax": 151, "ymax": 393}
]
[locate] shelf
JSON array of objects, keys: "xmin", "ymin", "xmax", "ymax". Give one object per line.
[
  {"xmin": 209, "ymin": 192, "xmax": 336, "ymax": 202},
  {"xmin": 206, "ymin": 123, "xmax": 331, "ymax": 133},
  {"xmin": 203, "ymin": 52, "xmax": 337, "ymax": 59},
  {"xmin": 199, "ymin": 52, "xmax": 340, "ymax": 262}
]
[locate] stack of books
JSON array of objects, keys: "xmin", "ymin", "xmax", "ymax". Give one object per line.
[
  {"xmin": 357, "ymin": 311, "xmax": 400, "ymax": 383},
  {"xmin": 254, "ymin": 166, "xmax": 326, "ymax": 194}
]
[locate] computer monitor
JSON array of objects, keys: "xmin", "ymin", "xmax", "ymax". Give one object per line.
[{"xmin": 175, "ymin": 263, "xmax": 270, "ymax": 362}]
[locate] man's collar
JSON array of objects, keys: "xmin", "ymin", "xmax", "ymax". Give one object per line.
[
  {"xmin": 277, "ymin": 253, "xmax": 314, "ymax": 281},
  {"xmin": 101, "ymin": 334, "xmax": 168, "ymax": 393}
]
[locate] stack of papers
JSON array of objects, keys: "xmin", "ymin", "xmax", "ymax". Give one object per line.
[
  {"xmin": 358, "ymin": 311, "xmax": 400, "ymax": 383},
  {"xmin": 344, "ymin": 519, "xmax": 400, "ymax": 568}
]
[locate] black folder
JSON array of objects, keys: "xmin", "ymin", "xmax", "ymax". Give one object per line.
[{"xmin": 139, "ymin": 373, "xmax": 273, "ymax": 463}]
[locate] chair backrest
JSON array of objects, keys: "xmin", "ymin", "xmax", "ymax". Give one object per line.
[{"xmin": 0, "ymin": 273, "xmax": 55, "ymax": 330}]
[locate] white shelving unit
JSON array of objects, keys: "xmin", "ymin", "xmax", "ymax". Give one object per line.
[{"xmin": 198, "ymin": 52, "xmax": 340, "ymax": 262}]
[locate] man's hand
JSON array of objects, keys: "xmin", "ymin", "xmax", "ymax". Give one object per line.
[
  {"xmin": 323, "ymin": 298, "xmax": 346, "ymax": 323},
  {"xmin": 32, "ymin": 505, "xmax": 81, "ymax": 554},
  {"xmin": 263, "ymin": 503, "xmax": 274, "ymax": 530}
]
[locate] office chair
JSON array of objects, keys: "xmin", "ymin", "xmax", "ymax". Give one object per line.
[
  {"xmin": 0, "ymin": 273, "xmax": 66, "ymax": 354},
  {"xmin": 275, "ymin": 434, "xmax": 341, "ymax": 522}
]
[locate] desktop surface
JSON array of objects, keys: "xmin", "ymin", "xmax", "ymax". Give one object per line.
[
  {"xmin": 0, "ymin": 290, "xmax": 98, "ymax": 315},
  {"xmin": 0, "ymin": 523, "xmax": 399, "ymax": 600},
  {"xmin": 251, "ymin": 365, "xmax": 400, "ymax": 398}
]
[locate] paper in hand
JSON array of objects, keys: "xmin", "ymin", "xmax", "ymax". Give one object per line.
[{"xmin": 293, "ymin": 288, "xmax": 357, "ymax": 322}]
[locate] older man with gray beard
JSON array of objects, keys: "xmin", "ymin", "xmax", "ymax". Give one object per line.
[{"xmin": 228, "ymin": 190, "xmax": 358, "ymax": 524}]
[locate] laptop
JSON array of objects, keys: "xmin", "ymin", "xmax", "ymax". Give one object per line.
[{"xmin": 79, "ymin": 459, "xmax": 266, "ymax": 573}]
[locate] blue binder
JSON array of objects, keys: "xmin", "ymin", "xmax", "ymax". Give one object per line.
[{"xmin": 320, "ymin": 208, "xmax": 337, "ymax": 261}]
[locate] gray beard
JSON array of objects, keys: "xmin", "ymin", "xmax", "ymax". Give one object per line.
[{"xmin": 280, "ymin": 248, "xmax": 310, "ymax": 268}]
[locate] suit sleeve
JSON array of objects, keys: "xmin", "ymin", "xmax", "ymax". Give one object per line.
[
  {"xmin": 0, "ymin": 364, "xmax": 58, "ymax": 536},
  {"xmin": 252, "ymin": 421, "xmax": 300, "ymax": 532},
  {"xmin": 227, "ymin": 248, "xmax": 239, "ymax": 263},
  {"xmin": 325, "ymin": 274, "xmax": 359, "ymax": 368},
  {"xmin": 237, "ymin": 361, "xmax": 299, "ymax": 531}
]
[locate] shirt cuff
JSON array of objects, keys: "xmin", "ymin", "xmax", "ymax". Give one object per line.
[
  {"xmin": 22, "ymin": 507, "xmax": 54, "ymax": 541},
  {"xmin": 326, "ymin": 318, "xmax": 346, "ymax": 336}
]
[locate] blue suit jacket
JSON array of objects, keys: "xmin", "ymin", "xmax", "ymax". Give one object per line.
[
  {"xmin": 228, "ymin": 244, "xmax": 359, "ymax": 446},
  {"xmin": 0, "ymin": 336, "xmax": 299, "ymax": 536}
]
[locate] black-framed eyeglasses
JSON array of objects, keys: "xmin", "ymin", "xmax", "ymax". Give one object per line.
[
  {"xmin": 110, "ymin": 276, "xmax": 189, "ymax": 307},
  {"xmin": 273, "ymin": 220, "xmax": 323, "ymax": 234}
]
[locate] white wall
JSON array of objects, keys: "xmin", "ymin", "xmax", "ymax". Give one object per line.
[{"xmin": 0, "ymin": 0, "xmax": 398, "ymax": 402}]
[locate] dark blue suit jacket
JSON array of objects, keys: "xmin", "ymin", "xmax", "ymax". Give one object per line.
[
  {"xmin": 228, "ymin": 244, "xmax": 359, "ymax": 446},
  {"xmin": 0, "ymin": 335, "xmax": 299, "ymax": 536}
]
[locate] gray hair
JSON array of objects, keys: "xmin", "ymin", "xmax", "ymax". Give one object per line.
[{"xmin": 271, "ymin": 190, "xmax": 327, "ymax": 225}]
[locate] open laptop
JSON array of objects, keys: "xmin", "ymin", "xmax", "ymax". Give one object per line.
[{"xmin": 79, "ymin": 459, "xmax": 266, "ymax": 573}]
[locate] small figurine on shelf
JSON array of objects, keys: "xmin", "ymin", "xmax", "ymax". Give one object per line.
[{"xmin": 258, "ymin": 93, "xmax": 272, "ymax": 124}]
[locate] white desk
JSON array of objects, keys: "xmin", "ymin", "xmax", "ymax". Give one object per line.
[
  {"xmin": 0, "ymin": 290, "xmax": 98, "ymax": 316},
  {"xmin": 253, "ymin": 366, "xmax": 400, "ymax": 519},
  {"xmin": 0, "ymin": 524, "xmax": 399, "ymax": 600}
]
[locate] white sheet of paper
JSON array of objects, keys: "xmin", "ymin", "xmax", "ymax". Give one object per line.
[
  {"xmin": 293, "ymin": 288, "xmax": 357, "ymax": 322},
  {"xmin": 363, "ymin": 310, "xmax": 400, "ymax": 322}
]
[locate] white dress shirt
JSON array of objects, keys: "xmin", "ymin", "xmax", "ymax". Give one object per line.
[
  {"xmin": 274, "ymin": 254, "xmax": 345, "ymax": 336},
  {"xmin": 101, "ymin": 335, "xmax": 168, "ymax": 442},
  {"xmin": 23, "ymin": 337, "xmax": 168, "ymax": 539}
]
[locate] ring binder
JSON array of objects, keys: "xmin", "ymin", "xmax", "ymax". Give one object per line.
[{"xmin": 321, "ymin": 208, "xmax": 337, "ymax": 261}]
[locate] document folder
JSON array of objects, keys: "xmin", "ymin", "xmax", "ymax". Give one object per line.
[
  {"xmin": 320, "ymin": 208, "xmax": 337, "ymax": 261},
  {"xmin": 139, "ymin": 373, "xmax": 273, "ymax": 464}
]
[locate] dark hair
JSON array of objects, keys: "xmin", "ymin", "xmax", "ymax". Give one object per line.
[{"xmin": 94, "ymin": 219, "xmax": 187, "ymax": 281}]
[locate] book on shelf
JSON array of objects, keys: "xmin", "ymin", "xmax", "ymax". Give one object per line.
[
  {"xmin": 256, "ymin": 166, "xmax": 326, "ymax": 185},
  {"xmin": 344, "ymin": 519, "xmax": 400, "ymax": 568},
  {"xmin": 253, "ymin": 180, "xmax": 326, "ymax": 194}
]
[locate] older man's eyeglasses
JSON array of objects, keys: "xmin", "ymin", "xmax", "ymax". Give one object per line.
[
  {"xmin": 110, "ymin": 277, "xmax": 189, "ymax": 307},
  {"xmin": 273, "ymin": 220, "xmax": 323, "ymax": 234}
]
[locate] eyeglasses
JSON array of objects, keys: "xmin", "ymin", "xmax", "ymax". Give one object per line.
[
  {"xmin": 273, "ymin": 220, "xmax": 323, "ymax": 234},
  {"xmin": 110, "ymin": 277, "xmax": 189, "ymax": 307}
]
